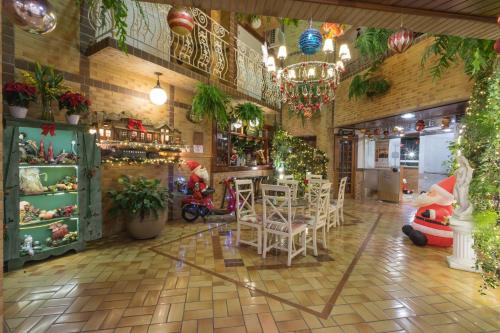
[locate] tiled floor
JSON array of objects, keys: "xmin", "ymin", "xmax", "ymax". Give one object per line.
[{"xmin": 4, "ymin": 200, "xmax": 500, "ymax": 333}]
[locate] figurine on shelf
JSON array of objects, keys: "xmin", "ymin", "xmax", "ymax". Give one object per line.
[
  {"xmin": 49, "ymin": 222, "xmax": 69, "ymax": 240},
  {"xmin": 19, "ymin": 133, "xmax": 42, "ymax": 164},
  {"xmin": 21, "ymin": 235, "xmax": 34, "ymax": 256},
  {"xmin": 19, "ymin": 168, "xmax": 47, "ymax": 194},
  {"xmin": 55, "ymin": 150, "xmax": 77, "ymax": 164},
  {"xmin": 47, "ymin": 142, "xmax": 55, "ymax": 163},
  {"xmin": 19, "ymin": 201, "xmax": 40, "ymax": 224},
  {"xmin": 39, "ymin": 138, "xmax": 45, "ymax": 159}
]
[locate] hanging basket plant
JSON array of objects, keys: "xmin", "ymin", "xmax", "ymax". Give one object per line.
[
  {"xmin": 348, "ymin": 73, "xmax": 390, "ymax": 100},
  {"xmin": 191, "ymin": 83, "xmax": 230, "ymax": 129},
  {"xmin": 232, "ymin": 102, "xmax": 264, "ymax": 128}
]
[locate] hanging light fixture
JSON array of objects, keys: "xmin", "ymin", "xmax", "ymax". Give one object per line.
[
  {"xmin": 149, "ymin": 72, "xmax": 168, "ymax": 105},
  {"xmin": 339, "ymin": 43, "xmax": 351, "ymax": 61},
  {"xmin": 277, "ymin": 45, "xmax": 287, "ymax": 60},
  {"xmin": 266, "ymin": 56, "xmax": 276, "ymax": 72},
  {"xmin": 322, "ymin": 38, "xmax": 334, "ymax": 53}
]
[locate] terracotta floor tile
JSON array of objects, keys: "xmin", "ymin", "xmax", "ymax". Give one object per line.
[
  {"xmin": 46, "ymin": 322, "xmax": 86, "ymax": 333},
  {"xmin": 214, "ymin": 326, "xmax": 247, "ymax": 333},
  {"xmin": 213, "ymin": 316, "xmax": 245, "ymax": 328},
  {"xmin": 118, "ymin": 315, "xmax": 152, "ymax": 327}
]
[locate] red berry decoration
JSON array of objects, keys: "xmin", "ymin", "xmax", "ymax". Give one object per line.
[
  {"xmin": 388, "ymin": 27, "xmax": 414, "ymax": 53},
  {"xmin": 495, "ymin": 39, "xmax": 500, "ymax": 55},
  {"xmin": 416, "ymin": 120, "xmax": 425, "ymax": 132}
]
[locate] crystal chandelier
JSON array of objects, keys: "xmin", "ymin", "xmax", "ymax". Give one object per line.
[{"xmin": 267, "ymin": 20, "xmax": 350, "ymax": 119}]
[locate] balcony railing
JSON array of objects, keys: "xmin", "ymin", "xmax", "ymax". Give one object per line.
[{"xmin": 87, "ymin": 1, "xmax": 280, "ymax": 109}]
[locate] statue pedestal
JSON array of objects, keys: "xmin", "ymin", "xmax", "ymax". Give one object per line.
[{"xmin": 447, "ymin": 216, "xmax": 478, "ymax": 272}]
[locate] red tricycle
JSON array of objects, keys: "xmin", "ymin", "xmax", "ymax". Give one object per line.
[{"xmin": 181, "ymin": 177, "xmax": 236, "ymax": 222}]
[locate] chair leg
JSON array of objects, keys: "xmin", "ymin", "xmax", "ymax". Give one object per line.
[
  {"xmin": 287, "ymin": 235, "xmax": 293, "ymax": 266},
  {"xmin": 322, "ymin": 225, "xmax": 327, "ymax": 249},
  {"xmin": 302, "ymin": 231, "xmax": 307, "ymax": 256},
  {"xmin": 262, "ymin": 230, "xmax": 268, "ymax": 259},
  {"xmin": 340, "ymin": 207, "xmax": 344, "ymax": 223},
  {"xmin": 257, "ymin": 227, "xmax": 262, "ymax": 254},
  {"xmin": 312, "ymin": 229, "xmax": 318, "ymax": 256},
  {"xmin": 236, "ymin": 222, "xmax": 241, "ymax": 245}
]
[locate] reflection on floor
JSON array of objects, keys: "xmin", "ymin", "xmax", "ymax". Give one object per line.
[
  {"xmin": 419, "ymin": 173, "xmax": 448, "ymax": 193},
  {"xmin": 4, "ymin": 200, "xmax": 500, "ymax": 333}
]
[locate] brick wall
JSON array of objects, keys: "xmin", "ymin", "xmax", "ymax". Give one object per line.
[{"xmin": 334, "ymin": 38, "xmax": 472, "ymax": 127}]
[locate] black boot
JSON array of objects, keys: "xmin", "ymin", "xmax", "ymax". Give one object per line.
[
  {"xmin": 402, "ymin": 224, "xmax": 414, "ymax": 236},
  {"xmin": 409, "ymin": 230, "xmax": 428, "ymax": 246}
]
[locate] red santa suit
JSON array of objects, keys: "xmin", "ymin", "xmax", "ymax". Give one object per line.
[
  {"xmin": 410, "ymin": 176, "xmax": 456, "ymax": 247},
  {"xmin": 185, "ymin": 160, "xmax": 208, "ymax": 199}
]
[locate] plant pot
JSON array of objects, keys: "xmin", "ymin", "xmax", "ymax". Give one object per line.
[
  {"xmin": 66, "ymin": 114, "xmax": 80, "ymax": 125},
  {"xmin": 8, "ymin": 106, "xmax": 28, "ymax": 119},
  {"xmin": 126, "ymin": 209, "xmax": 167, "ymax": 240}
]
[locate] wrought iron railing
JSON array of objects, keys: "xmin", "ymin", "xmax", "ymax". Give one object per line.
[{"xmin": 87, "ymin": 1, "xmax": 280, "ymax": 109}]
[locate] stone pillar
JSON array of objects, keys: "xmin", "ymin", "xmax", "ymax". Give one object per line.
[{"xmin": 447, "ymin": 216, "xmax": 478, "ymax": 272}]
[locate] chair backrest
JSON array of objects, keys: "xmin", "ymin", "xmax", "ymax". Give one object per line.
[
  {"xmin": 337, "ymin": 177, "xmax": 348, "ymax": 206},
  {"xmin": 311, "ymin": 182, "xmax": 331, "ymax": 226},
  {"xmin": 235, "ymin": 179, "xmax": 255, "ymax": 221},
  {"xmin": 306, "ymin": 174, "xmax": 323, "ymax": 181},
  {"xmin": 261, "ymin": 184, "xmax": 292, "ymax": 233},
  {"xmin": 307, "ymin": 178, "xmax": 329, "ymax": 205},
  {"xmin": 277, "ymin": 179, "xmax": 299, "ymax": 200},
  {"xmin": 282, "ymin": 175, "xmax": 294, "ymax": 180}
]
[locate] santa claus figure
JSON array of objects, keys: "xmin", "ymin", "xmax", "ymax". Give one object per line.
[
  {"xmin": 402, "ymin": 175, "xmax": 456, "ymax": 247},
  {"xmin": 185, "ymin": 160, "xmax": 209, "ymax": 199}
]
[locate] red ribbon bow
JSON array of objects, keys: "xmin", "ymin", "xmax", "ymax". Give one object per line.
[
  {"xmin": 41, "ymin": 124, "xmax": 56, "ymax": 136},
  {"xmin": 127, "ymin": 118, "xmax": 146, "ymax": 133}
]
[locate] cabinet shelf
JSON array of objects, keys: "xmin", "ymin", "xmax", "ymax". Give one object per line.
[
  {"xmin": 19, "ymin": 164, "xmax": 77, "ymax": 168},
  {"xmin": 20, "ymin": 191, "xmax": 78, "ymax": 198},
  {"xmin": 19, "ymin": 217, "xmax": 78, "ymax": 229}
]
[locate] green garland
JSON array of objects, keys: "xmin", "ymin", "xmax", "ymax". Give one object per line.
[{"xmin": 271, "ymin": 129, "xmax": 328, "ymax": 189}]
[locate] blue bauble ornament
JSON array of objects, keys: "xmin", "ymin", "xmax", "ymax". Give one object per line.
[{"xmin": 299, "ymin": 27, "xmax": 323, "ymax": 55}]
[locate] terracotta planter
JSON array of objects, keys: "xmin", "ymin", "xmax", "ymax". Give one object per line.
[
  {"xmin": 66, "ymin": 114, "xmax": 80, "ymax": 125},
  {"xmin": 126, "ymin": 209, "xmax": 167, "ymax": 239},
  {"xmin": 8, "ymin": 106, "xmax": 28, "ymax": 119}
]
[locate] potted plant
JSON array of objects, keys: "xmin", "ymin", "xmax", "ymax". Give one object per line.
[
  {"xmin": 22, "ymin": 63, "xmax": 65, "ymax": 121},
  {"xmin": 191, "ymin": 83, "xmax": 230, "ymax": 129},
  {"xmin": 233, "ymin": 102, "xmax": 264, "ymax": 134},
  {"xmin": 108, "ymin": 175, "xmax": 171, "ymax": 239},
  {"xmin": 2, "ymin": 82, "xmax": 37, "ymax": 118},
  {"xmin": 58, "ymin": 91, "xmax": 91, "ymax": 125}
]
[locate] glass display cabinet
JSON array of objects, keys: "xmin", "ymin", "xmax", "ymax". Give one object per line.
[{"xmin": 3, "ymin": 119, "xmax": 102, "ymax": 270}]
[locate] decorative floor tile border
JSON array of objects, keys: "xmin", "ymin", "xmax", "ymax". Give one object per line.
[{"xmin": 149, "ymin": 213, "xmax": 383, "ymax": 319}]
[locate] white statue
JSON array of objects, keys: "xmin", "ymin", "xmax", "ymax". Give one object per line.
[
  {"xmin": 21, "ymin": 235, "xmax": 34, "ymax": 256},
  {"xmin": 453, "ymin": 156, "xmax": 474, "ymax": 220}
]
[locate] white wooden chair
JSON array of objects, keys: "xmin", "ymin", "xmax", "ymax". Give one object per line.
[
  {"xmin": 235, "ymin": 179, "xmax": 262, "ymax": 254},
  {"xmin": 328, "ymin": 177, "xmax": 347, "ymax": 230},
  {"xmin": 305, "ymin": 174, "xmax": 323, "ymax": 202},
  {"xmin": 261, "ymin": 184, "xmax": 307, "ymax": 266},
  {"xmin": 297, "ymin": 182, "xmax": 331, "ymax": 256},
  {"xmin": 277, "ymin": 179, "xmax": 299, "ymax": 200},
  {"xmin": 281, "ymin": 174, "xmax": 294, "ymax": 180}
]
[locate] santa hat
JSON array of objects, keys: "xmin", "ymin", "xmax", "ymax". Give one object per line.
[
  {"xmin": 430, "ymin": 175, "xmax": 456, "ymax": 201},
  {"xmin": 185, "ymin": 160, "xmax": 201, "ymax": 171}
]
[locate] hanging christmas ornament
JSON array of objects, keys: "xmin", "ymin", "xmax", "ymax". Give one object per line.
[
  {"xmin": 415, "ymin": 120, "xmax": 425, "ymax": 132},
  {"xmin": 383, "ymin": 130, "xmax": 390, "ymax": 138},
  {"xmin": 441, "ymin": 116, "xmax": 451, "ymax": 129},
  {"xmin": 387, "ymin": 27, "xmax": 414, "ymax": 53},
  {"xmin": 374, "ymin": 128, "xmax": 381, "ymax": 136},
  {"xmin": 4, "ymin": 0, "xmax": 57, "ymax": 35},
  {"xmin": 299, "ymin": 22, "xmax": 323, "ymax": 55},
  {"xmin": 167, "ymin": 6, "xmax": 194, "ymax": 36},
  {"xmin": 320, "ymin": 22, "xmax": 344, "ymax": 39},
  {"xmin": 494, "ymin": 39, "xmax": 500, "ymax": 54}
]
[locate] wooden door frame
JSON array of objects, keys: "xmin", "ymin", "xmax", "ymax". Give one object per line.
[{"xmin": 333, "ymin": 134, "xmax": 357, "ymax": 198}]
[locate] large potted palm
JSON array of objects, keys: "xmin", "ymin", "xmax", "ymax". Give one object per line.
[{"xmin": 108, "ymin": 176, "xmax": 171, "ymax": 239}]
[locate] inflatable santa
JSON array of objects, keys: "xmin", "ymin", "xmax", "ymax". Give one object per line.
[
  {"xmin": 185, "ymin": 160, "xmax": 209, "ymax": 199},
  {"xmin": 402, "ymin": 175, "xmax": 456, "ymax": 247}
]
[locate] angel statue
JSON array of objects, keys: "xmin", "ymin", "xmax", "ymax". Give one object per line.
[{"xmin": 453, "ymin": 156, "xmax": 474, "ymax": 220}]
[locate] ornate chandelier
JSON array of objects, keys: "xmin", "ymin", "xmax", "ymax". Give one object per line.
[{"xmin": 268, "ymin": 20, "xmax": 350, "ymax": 119}]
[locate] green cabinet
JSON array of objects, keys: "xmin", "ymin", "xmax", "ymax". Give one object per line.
[{"xmin": 3, "ymin": 119, "xmax": 102, "ymax": 270}]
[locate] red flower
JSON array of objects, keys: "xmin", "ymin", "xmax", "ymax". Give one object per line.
[{"xmin": 58, "ymin": 91, "xmax": 91, "ymax": 115}]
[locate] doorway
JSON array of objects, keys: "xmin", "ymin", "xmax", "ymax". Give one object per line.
[{"xmin": 334, "ymin": 135, "xmax": 357, "ymax": 198}]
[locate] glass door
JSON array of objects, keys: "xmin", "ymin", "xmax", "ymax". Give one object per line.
[{"xmin": 334, "ymin": 135, "xmax": 357, "ymax": 198}]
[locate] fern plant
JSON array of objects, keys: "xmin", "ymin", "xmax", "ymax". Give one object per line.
[
  {"xmin": 233, "ymin": 102, "xmax": 264, "ymax": 128},
  {"xmin": 421, "ymin": 36, "xmax": 496, "ymax": 80},
  {"xmin": 348, "ymin": 70, "xmax": 390, "ymax": 100},
  {"xmin": 355, "ymin": 28, "xmax": 393, "ymax": 62},
  {"xmin": 191, "ymin": 83, "xmax": 230, "ymax": 129}
]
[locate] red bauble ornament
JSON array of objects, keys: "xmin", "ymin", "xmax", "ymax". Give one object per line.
[
  {"xmin": 374, "ymin": 128, "xmax": 381, "ymax": 136},
  {"xmin": 494, "ymin": 39, "xmax": 500, "ymax": 54},
  {"xmin": 388, "ymin": 27, "xmax": 414, "ymax": 53},
  {"xmin": 167, "ymin": 6, "xmax": 194, "ymax": 36},
  {"xmin": 416, "ymin": 120, "xmax": 425, "ymax": 132}
]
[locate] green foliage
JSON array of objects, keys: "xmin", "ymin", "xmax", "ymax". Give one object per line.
[
  {"xmin": 108, "ymin": 175, "xmax": 171, "ymax": 220},
  {"xmin": 421, "ymin": 36, "xmax": 496, "ymax": 80},
  {"xmin": 280, "ymin": 18, "xmax": 300, "ymax": 27},
  {"xmin": 271, "ymin": 130, "xmax": 328, "ymax": 189},
  {"xmin": 233, "ymin": 102, "xmax": 264, "ymax": 128},
  {"xmin": 355, "ymin": 28, "xmax": 393, "ymax": 62},
  {"xmin": 22, "ymin": 63, "xmax": 65, "ymax": 104},
  {"xmin": 348, "ymin": 73, "xmax": 390, "ymax": 100},
  {"xmin": 81, "ymin": 0, "xmax": 147, "ymax": 52},
  {"xmin": 191, "ymin": 83, "xmax": 230, "ymax": 129},
  {"xmin": 452, "ymin": 60, "xmax": 500, "ymax": 293}
]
